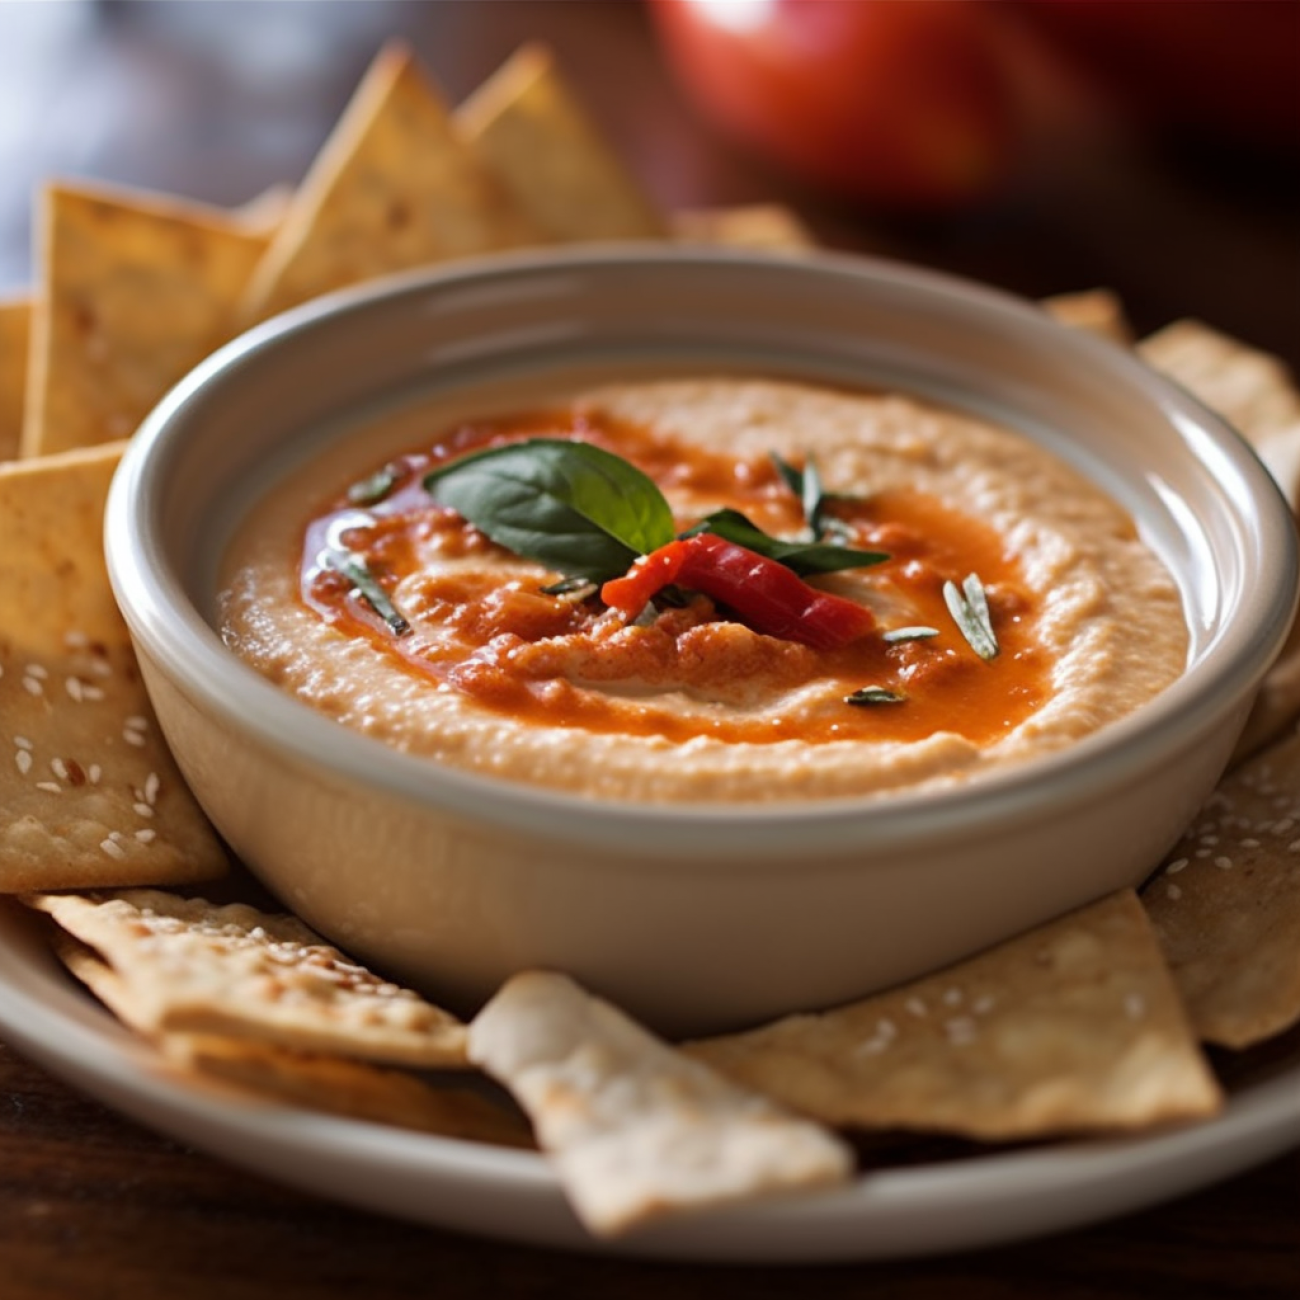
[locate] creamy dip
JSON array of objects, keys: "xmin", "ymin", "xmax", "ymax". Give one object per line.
[{"xmin": 217, "ymin": 377, "xmax": 1187, "ymax": 802}]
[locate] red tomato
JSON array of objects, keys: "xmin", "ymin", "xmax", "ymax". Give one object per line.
[
  {"xmin": 1011, "ymin": 0, "xmax": 1300, "ymax": 150},
  {"xmin": 648, "ymin": 0, "xmax": 1019, "ymax": 210}
]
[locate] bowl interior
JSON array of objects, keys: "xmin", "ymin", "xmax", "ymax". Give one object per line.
[{"xmin": 107, "ymin": 247, "xmax": 1298, "ymax": 859}]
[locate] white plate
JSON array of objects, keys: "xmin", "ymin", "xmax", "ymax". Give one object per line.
[{"xmin": 1, "ymin": 899, "xmax": 1297, "ymax": 1263}]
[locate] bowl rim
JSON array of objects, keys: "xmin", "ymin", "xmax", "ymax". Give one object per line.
[{"xmin": 105, "ymin": 244, "xmax": 1300, "ymax": 865}]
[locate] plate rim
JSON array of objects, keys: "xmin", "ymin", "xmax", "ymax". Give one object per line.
[{"xmin": 1, "ymin": 901, "xmax": 1298, "ymax": 1263}]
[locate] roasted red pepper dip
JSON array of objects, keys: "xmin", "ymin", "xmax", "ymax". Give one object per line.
[{"xmin": 297, "ymin": 406, "xmax": 1049, "ymax": 748}]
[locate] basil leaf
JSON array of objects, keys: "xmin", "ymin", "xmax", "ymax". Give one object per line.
[
  {"xmin": 685, "ymin": 509, "xmax": 888, "ymax": 577},
  {"xmin": 423, "ymin": 439, "xmax": 676, "ymax": 583},
  {"xmin": 943, "ymin": 572, "xmax": 999, "ymax": 661}
]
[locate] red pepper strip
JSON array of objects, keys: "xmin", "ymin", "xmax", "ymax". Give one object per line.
[{"xmin": 600, "ymin": 533, "xmax": 875, "ymax": 650}]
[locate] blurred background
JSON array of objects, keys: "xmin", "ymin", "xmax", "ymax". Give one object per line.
[{"xmin": 0, "ymin": 0, "xmax": 1296, "ymax": 361}]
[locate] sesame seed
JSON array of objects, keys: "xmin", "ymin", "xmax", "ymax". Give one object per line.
[
  {"xmin": 1166, "ymin": 883, "xmax": 1183, "ymax": 900},
  {"xmin": 14, "ymin": 736, "xmax": 33, "ymax": 751},
  {"xmin": 1240, "ymin": 838, "xmax": 1260, "ymax": 849},
  {"xmin": 942, "ymin": 987, "xmax": 963, "ymax": 1007},
  {"xmin": 945, "ymin": 1017, "xmax": 978, "ymax": 1045},
  {"xmin": 133, "ymin": 802, "xmax": 154, "ymax": 819},
  {"xmin": 50, "ymin": 758, "xmax": 68, "ymax": 781},
  {"xmin": 88, "ymin": 764, "xmax": 101, "ymax": 785},
  {"xmin": 1124, "ymin": 994, "xmax": 1146, "ymax": 1020},
  {"xmin": 64, "ymin": 630, "xmax": 89, "ymax": 649},
  {"xmin": 1275, "ymin": 818, "xmax": 1295, "ymax": 834},
  {"xmin": 1215, "ymin": 856, "xmax": 1234, "ymax": 870},
  {"xmin": 88, "ymin": 660, "xmax": 112, "ymax": 679},
  {"xmin": 123, "ymin": 731, "xmax": 146, "ymax": 748},
  {"xmin": 99, "ymin": 838, "xmax": 127, "ymax": 861},
  {"xmin": 65, "ymin": 677, "xmax": 84, "ymax": 702},
  {"xmin": 125, "ymin": 715, "xmax": 148, "ymax": 730},
  {"xmin": 22, "ymin": 677, "xmax": 43, "ymax": 697},
  {"xmin": 144, "ymin": 772, "xmax": 160, "ymax": 805},
  {"xmin": 1289, "ymin": 840, "xmax": 1300, "ymax": 853},
  {"xmin": 1166, "ymin": 858, "xmax": 1188, "ymax": 874},
  {"xmin": 876, "ymin": 1018, "xmax": 897, "ymax": 1039},
  {"xmin": 35, "ymin": 782, "xmax": 61, "ymax": 794},
  {"xmin": 135, "ymin": 829, "xmax": 156, "ymax": 843},
  {"xmin": 24, "ymin": 664, "xmax": 48, "ymax": 680},
  {"xmin": 854, "ymin": 1036, "xmax": 891, "ymax": 1057},
  {"xmin": 81, "ymin": 685, "xmax": 105, "ymax": 701},
  {"xmin": 972, "ymin": 994, "xmax": 996, "ymax": 1016},
  {"xmin": 904, "ymin": 996, "xmax": 927, "ymax": 1018},
  {"xmin": 15, "ymin": 750, "xmax": 32, "ymax": 776},
  {"xmin": 1198, "ymin": 834, "xmax": 1219, "ymax": 847},
  {"xmin": 1195, "ymin": 848, "xmax": 1211, "ymax": 858}
]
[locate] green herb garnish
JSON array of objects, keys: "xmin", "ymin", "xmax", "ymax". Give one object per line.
[
  {"xmin": 845, "ymin": 686, "xmax": 907, "ymax": 706},
  {"xmin": 943, "ymin": 573, "xmax": 998, "ymax": 661},
  {"xmin": 318, "ymin": 547, "xmax": 411, "ymax": 636},
  {"xmin": 770, "ymin": 450, "xmax": 855, "ymax": 543},
  {"xmin": 346, "ymin": 464, "xmax": 402, "ymax": 507},
  {"xmin": 883, "ymin": 626, "xmax": 939, "ymax": 644},
  {"xmin": 423, "ymin": 439, "xmax": 887, "ymax": 585}
]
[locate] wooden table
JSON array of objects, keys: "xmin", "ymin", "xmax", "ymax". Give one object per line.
[{"xmin": 1, "ymin": 3, "xmax": 1297, "ymax": 1296}]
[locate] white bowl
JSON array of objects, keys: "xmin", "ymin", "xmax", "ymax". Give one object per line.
[{"xmin": 105, "ymin": 247, "xmax": 1297, "ymax": 1035}]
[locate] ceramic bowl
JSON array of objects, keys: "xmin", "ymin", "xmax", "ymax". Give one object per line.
[{"xmin": 104, "ymin": 247, "xmax": 1297, "ymax": 1035}]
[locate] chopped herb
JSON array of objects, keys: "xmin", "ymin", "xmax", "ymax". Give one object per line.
[
  {"xmin": 883, "ymin": 625, "xmax": 940, "ymax": 644},
  {"xmin": 346, "ymin": 463, "xmax": 402, "ymax": 507},
  {"xmin": 770, "ymin": 450, "xmax": 856, "ymax": 543},
  {"xmin": 943, "ymin": 572, "xmax": 998, "ymax": 661},
  {"xmin": 540, "ymin": 576, "xmax": 598, "ymax": 599},
  {"xmin": 318, "ymin": 547, "xmax": 411, "ymax": 636},
  {"xmin": 845, "ymin": 686, "xmax": 907, "ymax": 706}
]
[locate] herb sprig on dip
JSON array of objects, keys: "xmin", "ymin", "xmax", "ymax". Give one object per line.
[
  {"xmin": 421, "ymin": 438, "xmax": 888, "ymax": 651},
  {"xmin": 422, "ymin": 438, "xmax": 887, "ymax": 585}
]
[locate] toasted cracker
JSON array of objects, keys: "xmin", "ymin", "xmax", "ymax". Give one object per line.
[
  {"xmin": 241, "ymin": 43, "xmax": 540, "ymax": 324},
  {"xmin": 1138, "ymin": 320, "xmax": 1300, "ymax": 759},
  {"xmin": 1140, "ymin": 318, "xmax": 1300, "ymax": 445},
  {"xmin": 670, "ymin": 204, "xmax": 816, "ymax": 253},
  {"xmin": 455, "ymin": 44, "xmax": 665, "ymax": 243},
  {"xmin": 21, "ymin": 181, "xmax": 270, "ymax": 458},
  {"xmin": 1143, "ymin": 730, "xmax": 1300, "ymax": 1049},
  {"xmin": 28, "ymin": 888, "xmax": 468, "ymax": 1067},
  {"xmin": 687, "ymin": 891, "xmax": 1221, "ymax": 1141},
  {"xmin": 1139, "ymin": 318, "xmax": 1300, "ymax": 512},
  {"xmin": 0, "ymin": 446, "xmax": 227, "ymax": 891},
  {"xmin": 468, "ymin": 970, "xmax": 853, "ymax": 1237},
  {"xmin": 0, "ymin": 293, "xmax": 29, "ymax": 461},
  {"xmin": 1041, "ymin": 289, "xmax": 1132, "ymax": 346},
  {"xmin": 165, "ymin": 1035, "xmax": 533, "ymax": 1146}
]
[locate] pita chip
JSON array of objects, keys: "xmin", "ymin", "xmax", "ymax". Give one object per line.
[
  {"xmin": 1143, "ymin": 729, "xmax": 1300, "ymax": 1049},
  {"xmin": 28, "ymin": 889, "xmax": 468, "ymax": 1067},
  {"xmin": 52, "ymin": 925, "xmax": 526, "ymax": 1143},
  {"xmin": 0, "ymin": 445, "xmax": 227, "ymax": 891},
  {"xmin": 21, "ymin": 182, "xmax": 270, "ymax": 458},
  {"xmin": 670, "ymin": 204, "xmax": 816, "ymax": 253},
  {"xmin": 468, "ymin": 971, "xmax": 853, "ymax": 1236},
  {"xmin": 241, "ymin": 43, "xmax": 540, "ymax": 324},
  {"xmin": 687, "ymin": 891, "xmax": 1221, "ymax": 1142},
  {"xmin": 456, "ymin": 44, "xmax": 666, "ymax": 243},
  {"xmin": 1139, "ymin": 318, "xmax": 1300, "ymax": 510},
  {"xmin": 0, "ymin": 293, "xmax": 29, "ymax": 462},
  {"xmin": 1041, "ymin": 288, "xmax": 1132, "ymax": 346}
]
